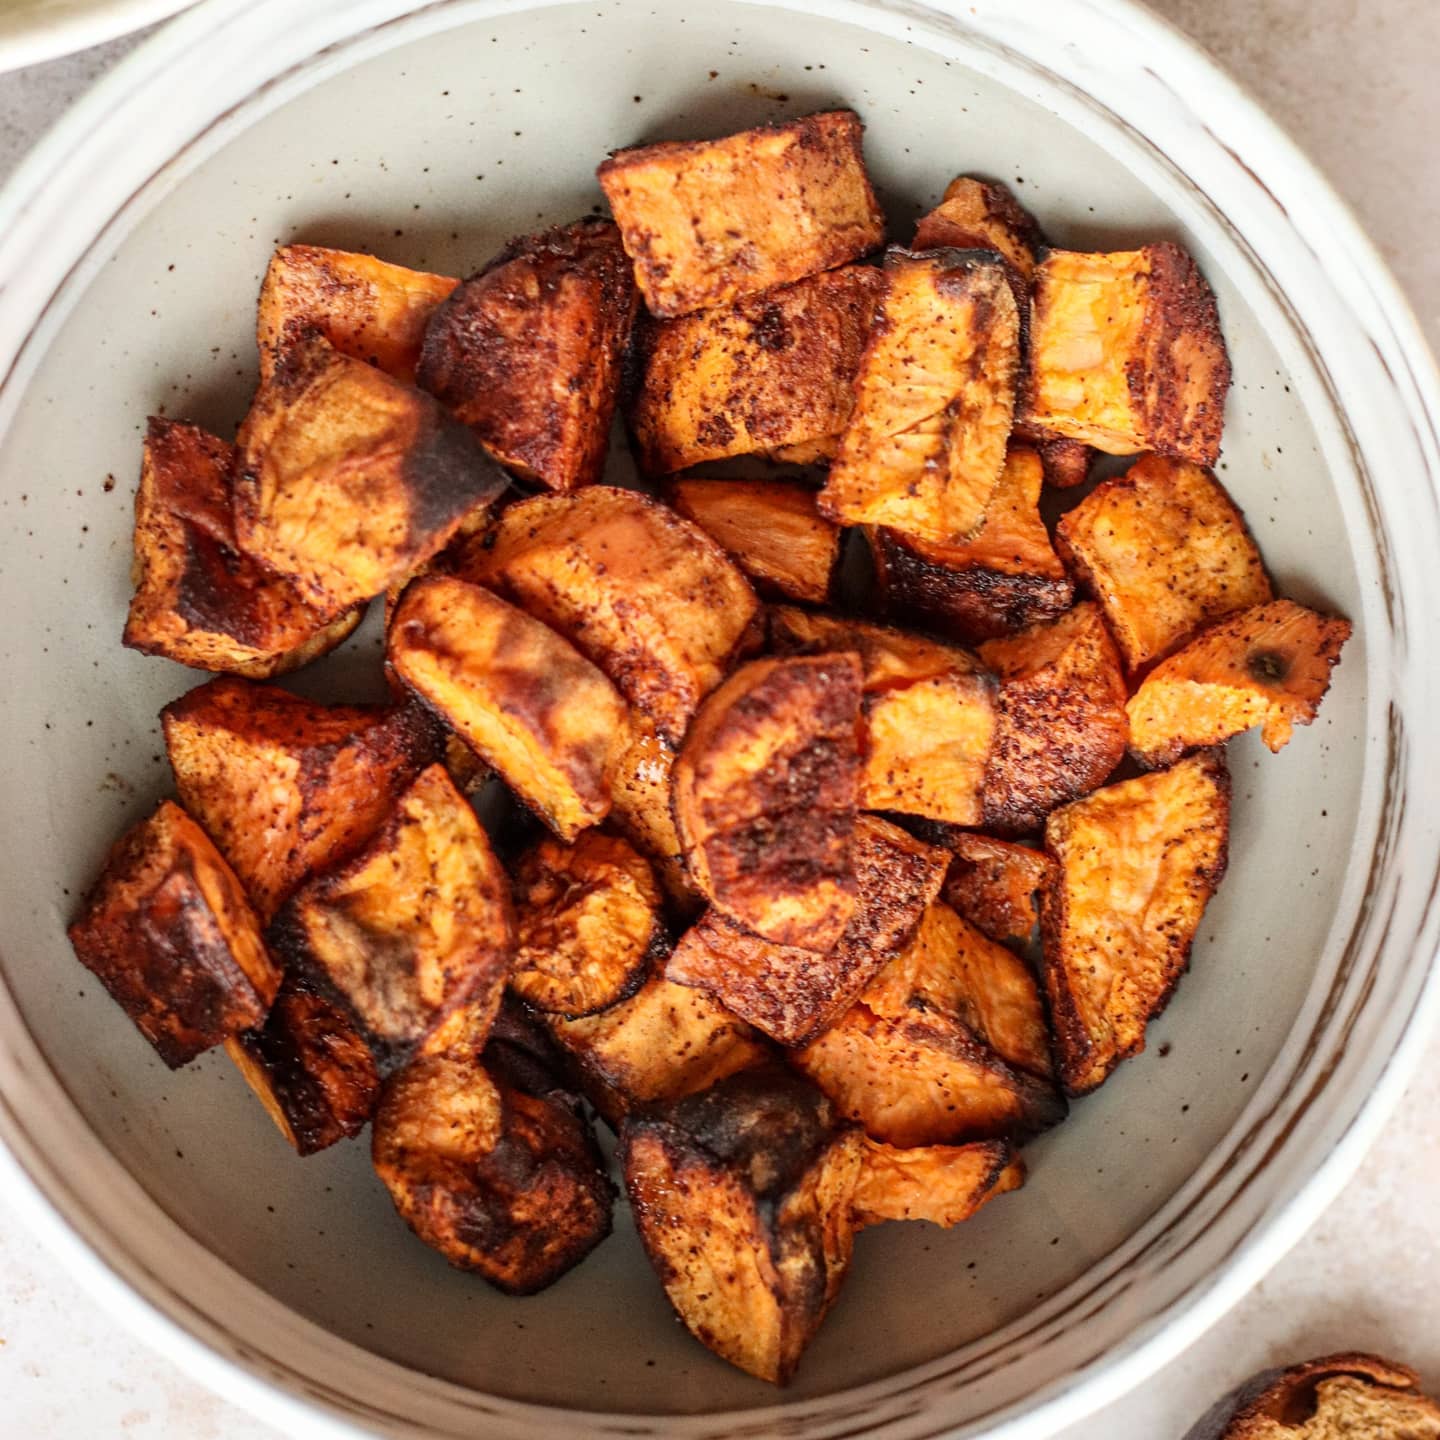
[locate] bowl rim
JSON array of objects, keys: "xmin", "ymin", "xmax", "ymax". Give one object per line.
[{"xmin": 1, "ymin": 0, "xmax": 1438, "ymax": 1436}]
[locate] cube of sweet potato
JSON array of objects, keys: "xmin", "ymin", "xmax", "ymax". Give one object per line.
[
  {"xmin": 597, "ymin": 110, "xmax": 884, "ymax": 318},
  {"xmin": 607, "ymin": 717, "xmax": 701, "ymax": 915},
  {"xmin": 162, "ymin": 677, "xmax": 440, "ymax": 921},
  {"xmin": 68, "ymin": 801, "xmax": 280, "ymax": 1068},
  {"xmin": 852, "ymin": 1137, "xmax": 1023, "ymax": 1229},
  {"xmin": 620, "ymin": 1066, "xmax": 863, "ymax": 1383},
  {"xmin": 416, "ymin": 220, "xmax": 637, "ymax": 492},
  {"xmin": 627, "ymin": 266, "xmax": 883, "ymax": 472},
  {"xmin": 819, "ymin": 249, "xmax": 1020, "ymax": 543},
  {"xmin": 869, "ymin": 446, "xmax": 1074, "ymax": 643},
  {"xmin": 913, "ymin": 177, "xmax": 1041, "ymax": 279},
  {"xmin": 268, "ymin": 764, "xmax": 513, "ymax": 1061},
  {"xmin": 256, "ymin": 245, "xmax": 459, "ymax": 385},
  {"xmin": 978, "ymin": 602, "xmax": 1130, "ymax": 834},
  {"xmin": 1126, "ymin": 599, "xmax": 1352, "ymax": 767},
  {"xmin": 666, "ymin": 816, "xmax": 949, "ymax": 1047},
  {"xmin": 387, "ymin": 574, "xmax": 632, "ymax": 842},
  {"xmin": 234, "ymin": 331, "xmax": 508, "ymax": 617},
  {"xmin": 673, "ymin": 653, "xmax": 864, "ymax": 949},
  {"xmin": 1042, "ymin": 749, "xmax": 1230, "ymax": 1093},
  {"xmin": 943, "ymin": 832, "xmax": 1054, "ymax": 944},
  {"xmin": 1022, "ymin": 244, "xmax": 1231, "ymax": 465},
  {"xmin": 1055, "ymin": 454, "xmax": 1272, "ymax": 670},
  {"xmin": 124, "ymin": 418, "xmax": 364, "ymax": 677}
]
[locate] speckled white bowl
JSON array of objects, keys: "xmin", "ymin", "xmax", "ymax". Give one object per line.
[{"xmin": 0, "ymin": 2, "xmax": 1437, "ymax": 1437}]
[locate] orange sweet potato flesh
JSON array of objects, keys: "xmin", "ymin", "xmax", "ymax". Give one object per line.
[
  {"xmin": 852, "ymin": 1137, "xmax": 1024, "ymax": 1228},
  {"xmin": 607, "ymin": 717, "xmax": 700, "ymax": 914},
  {"xmin": 944, "ymin": 832, "xmax": 1054, "ymax": 944},
  {"xmin": 913, "ymin": 177, "xmax": 1042, "ymax": 280}
]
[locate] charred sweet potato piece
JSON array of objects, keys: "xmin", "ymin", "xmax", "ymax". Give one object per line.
[
  {"xmin": 1042, "ymin": 749, "xmax": 1230, "ymax": 1094},
  {"xmin": 819, "ymin": 249, "xmax": 1020, "ymax": 544},
  {"xmin": 666, "ymin": 817, "xmax": 949, "ymax": 1047},
  {"xmin": 667, "ymin": 479, "xmax": 841, "ymax": 605},
  {"xmin": 462, "ymin": 487, "xmax": 758, "ymax": 746},
  {"xmin": 598, "ymin": 110, "xmax": 884, "ymax": 318},
  {"xmin": 944, "ymin": 833, "xmax": 1054, "ymax": 944},
  {"xmin": 607, "ymin": 718, "xmax": 700, "ymax": 914},
  {"xmin": 68, "ymin": 801, "xmax": 280, "ymax": 1068},
  {"xmin": 978, "ymin": 602, "xmax": 1129, "ymax": 834},
  {"xmin": 510, "ymin": 832, "xmax": 662, "ymax": 1018},
  {"xmin": 1022, "ymin": 244, "xmax": 1231, "ymax": 465},
  {"xmin": 1033, "ymin": 435, "xmax": 1092, "ymax": 489},
  {"xmin": 852, "ymin": 1137, "xmax": 1023, "ymax": 1228},
  {"xmin": 162, "ymin": 677, "xmax": 440, "ymax": 921},
  {"xmin": 387, "ymin": 575, "xmax": 632, "ymax": 842},
  {"xmin": 913, "ymin": 177, "xmax": 1042, "ymax": 280},
  {"xmin": 1127, "ymin": 599, "xmax": 1352, "ymax": 767},
  {"xmin": 234, "ymin": 332, "xmax": 508, "ymax": 617},
  {"xmin": 416, "ymin": 220, "xmax": 637, "ymax": 492},
  {"xmin": 256, "ymin": 245, "xmax": 459, "ymax": 385},
  {"xmin": 124, "ymin": 418, "xmax": 363, "ymax": 677},
  {"xmin": 627, "ymin": 267, "xmax": 883, "ymax": 473},
  {"xmin": 869, "ymin": 447, "xmax": 1073, "ymax": 643},
  {"xmin": 1055, "ymin": 454, "xmax": 1272, "ymax": 670},
  {"xmin": 268, "ymin": 764, "xmax": 513, "ymax": 1062},
  {"xmin": 620, "ymin": 1066, "xmax": 862, "ymax": 1384},
  {"xmin": 673, "ymin": 653, "xmax": 864, "ymax": 949},
  {"xmin": 372, "ymin": 1042, "xmax": 612, "ymax": 1293},
  {"xmin": 226, "ymin": 975, "xmax": 380, "ymax": 1154}
]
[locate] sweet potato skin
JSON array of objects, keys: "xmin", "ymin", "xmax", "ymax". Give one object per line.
[
  {"xmin": 913, "ymin": 177, "xmax": 1042, "ymax": 280},
  {"xmin": 852, "ymin": 1137, "xmax": 1023, "ymax": 1228},
  {"xmin": 943, "ymin": 832, "xmax": 1054, "ymax": 944}
]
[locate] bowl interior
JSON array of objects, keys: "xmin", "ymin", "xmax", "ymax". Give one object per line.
[{"xmin": 0, "ymin": 0, "xmax": 1374, "ymax": 1419}]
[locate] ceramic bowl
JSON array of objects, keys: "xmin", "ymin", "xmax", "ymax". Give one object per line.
[{"xmin": 0, "ymin": 1, "xmax": 1437, "ymax": 1437}]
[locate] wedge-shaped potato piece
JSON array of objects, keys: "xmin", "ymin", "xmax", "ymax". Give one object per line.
[
  {"xmin": 666, "ymin": 817, "xmax": 949, "ymax": 1047},
  {"xmin": 1023, "ymin": 244, "xmax": 1231, "ymax": 465},
  {"xmin": 511, "ymin": 832, "xmax": 661, "ymax": 1018},
  {"xmin": 163, "ymin": 677, "xmax": 440, "ymax": 921},
  {"xmin": 68, "ymin": 801, "xmax": 280, "ymax": 1068},
  {"xmin": 598, "ymin": 110, "xmax": 884, "ymax": 318},
  {"xmin": 913, "ymin": 177, "xmax": 1042, "ymax": 280},
  {"xmin": 628, "ymin": 267, "xmax": 883, "ymax": 473},
  {"xmin": 978, "ymin": 602, "xmax": 1129, "ymax": 834},
  {"xmin": 1055, "ymin": 454, "xmax": 1272, "ymax": 671},
  {"xmin": 820, "ymin": 249, "xmax": 1020, "ymax": 544},
  {"xmin": 674, "ymin": 653, "xmax": 863, "ymax": 949},
  {"xmin": 372, "ymin": 1040, "xmax": 612, "ymax": 1293},
  {"xmin": 463, "ymin": 487, "xmax": 758, "ymax": 745},
  {"xmin": 667, "ymin": 479, "xmax": 841, "ymax": 605},
  {"xmin": 1127, "ymin": 599, "xmax": 1352, "ymax": 767},
  {"xmin": 607, "ymin": 717, "xmax": 700, "ymax": 914},
  {"xmin": 621, "ymin": 1066, "xmax": 862, "ymax": 1384},
  {"xmin": 944, "ymin": 832, "xmax": 1054, "ymax": 944},
  {"xmin": 234, "ymin": 332, "xmax": 508, "ymax": 617},
  {"xmin": 870, "ymin": 447, "xmax": 1073, "ymax": 643},
  {"xmin": 769, "ymin": 608, "xmax": 996, "ymax": 825},
  {"xmin": 416, "ymin": 220, "xmax": 637, "ymax": 492},
  {"xmin": 124, "ymin": 418, "xmax": 364, "ymax": 677},
  {"xmin": 852, "ymin": 1137, "xmax": 1023, "ymax": 1228},
  {"xmin": 226, "ymin": 975, "xmax": 380, "ymax": 1154},
  {"xmin": 256, "ymin": 245, "xmax": 459, "ymax": 385},
  {"xmin": 268, "ymin": 764, "xmax": 513, "ymax": 1062},
  {"xmin": 388, "ymin": 575, "xmax": 631, "ymax": 842},
  {"xmin": 1042, "ymin": 749, "xmax": 1230, "ymax": 1093}
]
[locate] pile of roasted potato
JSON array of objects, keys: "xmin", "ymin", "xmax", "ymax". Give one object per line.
[{"xmin": 70, "ymin": 108, "xmax": 1351, "ymax": 1384}]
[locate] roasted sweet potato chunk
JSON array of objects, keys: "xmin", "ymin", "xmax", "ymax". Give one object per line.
[
  {"xmin": 1127, "ymin": 599, "xmax": 1352, "ymax": 767},
  {"xmin": 226, "ymin": 975, "xmax": 381, "ymax": 1154},
  {"xmin": 944, "ymin": 832, "xmax": 1054, "ymax": 944},
  {"xmin": 1033, "ymin": 435, "xmax": 1092, "ymax": 489},
  {"xmin": 621, "ymin": 1066, "xmax": 862, "ymax": 1384},
  {"xmin": 256, "ymin": 245, "xmax": 459, "ymax": 385},
  {"xmin": 68, "ymin": 801, "xmax": 280, "ymax": 1068},
  {"xmin": 666, "ymin": 817, "xmax": 949, "ymax": 1046},
  {"xmin": 1042, "ymin": 749, "xmax": 1230, "ymax": 1093},
  {"xmin": 869, "ymin": 447, "xmax": 1073, "ymax": 643},
  {"xmin": 913, "ymin": 177, "xmax": 1041, "ymax": 280},
  {"xmin": 1055, "ymin": 454, "xmax": 1272, "ymax": 671},
  {"xmin": 387, "ymin": 574, "xmax": 632, "ymax": 842},
  {"xmin": 124, "ymin": 418, "xmax": 363, "ymax": 677},
  {"xmin": 416, "ymin": 220, "xmax": 637, "ymax": 492},
  {"xmin": 852, "ymin": 1137, "xmax": 1023, "ymax": 1228},
  {"xmin": 667, "ymin": 479, "xmax": 841, "ymax": 605},
  {"xmin": 978, "ymin": 602, "xmax": 1129, "ymax": 834},
  {"xmin": 673, "ymin": 653, "xmax": 863, "ymax": 949},
  {"xmin": 598, "ymin": 110, "xmax": 884, "ymax": 318},
  {"xmin": 268, "ymin": 764, "xmax": 513, "ymax": 1061},
  {"xmin": 627, "ymin": 267, "xmax": 883, "ymax": 473},
  {"xmin": 234, "ymin": 332, "xmax": 508, "ymax": 617},
  {"xmin": 820, "ymin": 249, "xmax": 1020, "ymax": 544},
  {"xmin": 1023, "ymin": 244, "xmax": 1231, "ymax": 465},
  {"xmin": 607, "ymin": 718, "xmax": 699, "ymax": 914},
  {"xmin": 163, "ymin": 677, "xmax": 439, "ymax": 921}
]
